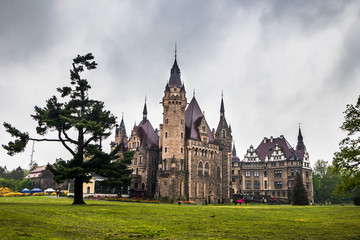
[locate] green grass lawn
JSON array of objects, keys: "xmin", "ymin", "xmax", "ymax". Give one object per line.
[{"xmin": 0, "ymin": 197, "xmax": 359, "ymax": 239}]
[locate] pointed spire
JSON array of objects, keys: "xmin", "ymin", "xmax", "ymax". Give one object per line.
[
  {"xmin": 220, "ymin": 91, "xmax": 225, "ymax": 117},
  {"xmin": 296, "ymin": 124, "xmax": 305, "ymax": 150},
  {"xmin": 143, "ymin": 96, "xmax": 148, "ymax": 121},
  {"xmin": 168, "ymin": 46, "xmax": 182, "ymax": 88},
  {"xmin": 232, "ymin": 142, "xmax": 237, "ymax": 156},
  {"xmin": 175, "ymin": 42, "xmax": 177, "ymax": 60}
]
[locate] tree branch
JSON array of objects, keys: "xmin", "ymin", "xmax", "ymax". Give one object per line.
[
  {"xmin": 62, "ymin": 129, "xmax": 78, "ymax": 145},
  {"xmin": 29, "ymin": 138, "xmax": 69, "ymax": 142},
  {"xmin": 84, "ymin": 136, "xmax": 97, "ymax": 148},
  {"xmin": 58, "ymin": 130, "xmax": 76, "ymax": 157}
]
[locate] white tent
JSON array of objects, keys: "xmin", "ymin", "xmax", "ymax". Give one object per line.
[{"xmin": 44, "ymin": 188, "xmax": 55, "ymax": 193}]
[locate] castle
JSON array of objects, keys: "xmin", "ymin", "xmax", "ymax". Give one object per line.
[{"xmin": 111, "ymin": 54, "xmax": 313, "ymax": 203}]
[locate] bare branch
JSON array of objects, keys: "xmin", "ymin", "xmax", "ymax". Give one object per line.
[
  {"xmin": 62, "ymin": 129, "xmax": 78, "ymax": 144},
  {"xmin": 58, "ymin": 130, "xmax": 76, "ymax": 157}
]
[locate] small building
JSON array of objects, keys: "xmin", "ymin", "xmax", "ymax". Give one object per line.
[{"xmin": 26, "ymin": 166, "xmax": 67, "ymax": 191}]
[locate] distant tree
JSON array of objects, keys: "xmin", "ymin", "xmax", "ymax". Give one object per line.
[
  {"xmin": 3, "ymin": 53, "xmax": 133, "ymax": 204},
  {"xmin": 0, "ymin": 166, "xmax": 6, "ymax": 178},
  {"xmin": 0, "ymin": 178, "xmax": 19, "ymax": 191},
  {"xmin": 312, "ymin": 160, "xmax": 342, "ymax": 204},
  {"xmin": 8, "ymin": 166, "xmax": 25, "ymax": 181},
  {"xmin": 0, "ymin": 166, "xmax": 25, "ymax": 181},
  {"xmin": 30, "ymin": 162, "xmax": 39, "ymax": 171},
  {"xmin": 292, "ymin": 173, "xmax": 309, "ymax": 205},
  {"xmin": 333, "ymin": 95, "xmax": 360, "ymax": 205},
  {"xmin": 17, "ymin": 178, "xmax": 32, "ymax": 192}
]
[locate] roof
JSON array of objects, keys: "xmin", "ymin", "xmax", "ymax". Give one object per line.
[
  {"xmin": 25, "ymin": 166, "xmax": 47, "ymax": 179},
  {"xmin": 255, "ymin": 137, "xmax": 297, "ymax": 161},
  {"xmin": 185, "ymin": 97, "xmax": 215, "ymax": 143},
  {"xmin": 116, "ymin": 117, "xmax": 127, "ymax": 138},
  {"xmin": 168, "ymin": 59, "xmax": 182, "ymax": 88},
  {"xmin": 137, "ymin": 119, "xmax": 159, "ymax": 150}
]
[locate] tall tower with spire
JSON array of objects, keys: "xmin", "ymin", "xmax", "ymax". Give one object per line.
[
  {"xmin": 158, "ymin": 50, "xmax": 187, "ymax": 199},
  {"xmin": 215, "ymin": 93, "xmax": 233, "ymax": 201}
]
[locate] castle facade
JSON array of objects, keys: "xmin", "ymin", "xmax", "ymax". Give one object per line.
[{"xmin": 111, "ymin": 55, "xmax": 313, "ymax": 203}]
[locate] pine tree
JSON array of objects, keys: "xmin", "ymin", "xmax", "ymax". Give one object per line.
[
  {"xmin": 292, "ymin": 173, "xmax": 309, "ymax": 205},
  {"xmin": 3, "ymin": 53, "xmax": 133, "ymax": 204}
]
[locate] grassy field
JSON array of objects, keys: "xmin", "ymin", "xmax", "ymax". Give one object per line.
[{"xmin": 0, "ymin": 197, "xmax": 359, "ymax": 239}]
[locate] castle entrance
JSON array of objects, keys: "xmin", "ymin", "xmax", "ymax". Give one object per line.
[{"xmin": 208, "ymin": 190, "xmax": 214, "ymax": 204}]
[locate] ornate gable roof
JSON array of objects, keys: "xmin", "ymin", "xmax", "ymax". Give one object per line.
[
  {"xmin": 185, "ymin": 97, "xmax": 215, "ymax": 143},
  {"xmin": 255, "ymin": 136, "xmax": 298, "ymax": 161}
]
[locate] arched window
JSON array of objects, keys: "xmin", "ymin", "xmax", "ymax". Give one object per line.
[
  {"xmin": 194, "ymin": 148, "xmax": 197, "ymax": 156},
  {"xmin": 198, "ymin": 162, "xmax": 203, "ymax": 176},
  {"xmin": 222, "ymin": 129, "xmax": 225, "ymax": 138},
  {"xmin": 136, "ymin": 168, "xmax": 139, "ymax": 175},
  {"xmin": 217, "ymin": 166, "xmax": 221, "ymax": 179},
  {"xmin": 195, "ymin": 182, "xmax": 197, "ymax": 197},
  {"xmin": 142, "ymin": 183, "xmax": 145, "ymax": 189},
  {"xmin": 134, "ymin": 183, "xmax": 138, "ymax": 189},
  {"xmin": 204, "ymin": 163, "xmax": 209, "ymax": 176},
  {"xmin": 164, "ymin": 160, "xmax": 167, "ymax": 170},
  {"xmin": 87, "ymin": 186, "xmax": 90, "ymax": 194}
]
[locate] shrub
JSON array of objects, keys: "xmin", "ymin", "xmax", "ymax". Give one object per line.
[
  {"xmin": 32, "ymin": 192, "xmax": 44, "ymax": 196},
  {"xmin": 0, "ymin": 187, "xmax": 12, "ymax": 196},
  {"xmin": 4, "ymin": 192, "xmax": 22, "ymax": 197}
]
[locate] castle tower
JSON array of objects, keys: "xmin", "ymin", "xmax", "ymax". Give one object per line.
[
  {"xmin": 215, "ymin": 94, "xmax": 233, "ymax": 202},
  {"xmin": 112, "ymin": 114, "xmax": 128, "ymax": 151},
  {"xmin": 157, "ymin": 52, "xmax": 187, "ymax": 200}
]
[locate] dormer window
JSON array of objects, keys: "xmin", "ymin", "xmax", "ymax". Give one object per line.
[{"xmin": 174, "ymin": 88, "xmax": 177, "ymax": 91}]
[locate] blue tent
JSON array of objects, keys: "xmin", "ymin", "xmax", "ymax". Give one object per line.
[
  {"xmin": 30, "ymin": 188, "xmax": 43, "ymax": 194},
  {"xmin": 21, "ymin": 188, "xmax": 30, "ymax": 193}
]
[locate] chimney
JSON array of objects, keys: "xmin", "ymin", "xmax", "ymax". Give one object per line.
[
  {"xmin": 263, "ymin": 137, "xmax": 267, "ymax": 143},
  {"xmin": 270, "ymin": 136, "xmax": 273, "ymax": 142}
]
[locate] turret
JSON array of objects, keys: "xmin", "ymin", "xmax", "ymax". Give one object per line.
[{"xmin": 296, "ymin": 126, "xmax": 305, "ymax": 151}]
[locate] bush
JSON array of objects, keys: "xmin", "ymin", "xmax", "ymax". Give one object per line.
[
  {"xmin": 32, "ymin": 192, "xmax": 44, "ymax": 196},
  {"xmin": 4, "ymin": 192, "xmax": 22, "ymax": 197},
  {"xmin": 0, "ymin": 187, "xmax": 12, "ymax": 196},
  {"xmin": 0, "ymin": 178, "xmax": 20, "ymax": 191}
]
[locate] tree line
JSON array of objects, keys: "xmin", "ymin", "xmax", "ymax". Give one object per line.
[{"xmin": 0, "ymin": 166, "xmax": 32, "ymax": 191}]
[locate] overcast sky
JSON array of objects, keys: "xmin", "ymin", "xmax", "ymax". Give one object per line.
[{"xmin": 1, "ymin": 0, "xmax": 359, "ymax": 170}]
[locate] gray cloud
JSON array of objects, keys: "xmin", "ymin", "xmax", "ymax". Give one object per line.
[{"xmin": 1, "ymin": 0, "xmax": 360, "ymax": 170}]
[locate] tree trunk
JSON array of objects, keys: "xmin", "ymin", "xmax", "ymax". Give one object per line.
[{"xmin": 73, "ymin": 178, "xmax": 86, "ymax": 205}]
